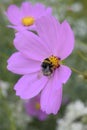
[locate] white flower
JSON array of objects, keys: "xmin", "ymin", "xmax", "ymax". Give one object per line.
[
  {"xmin": 56, "ymin": 100, "xmax": 87, "ymax": 130},
  {"xmin": 67, "ymin": 3, "xmax": 83, "ymax": 12},
  {"xmin": 0, "ymin": 80, "xmax": 9, "ymax": 97}
]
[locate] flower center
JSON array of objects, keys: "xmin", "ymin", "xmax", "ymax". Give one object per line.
[
  {"xmin": 21, "ymin": 16, "xmax": 35, "ymax": 26},
  {"xmin": 41, "ymin": 55, "xmax": 60, "ymax": 76},
  {"xmin": 35, "ymin": 102, "xmax": 40, "ymax": 110}
]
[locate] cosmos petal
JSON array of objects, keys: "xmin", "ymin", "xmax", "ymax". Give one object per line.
[
  {"xmin": 20, "ymin": 2, "xmax": 33, "ymax": 16},
  {"xmin": 14, "ymin": 31, "xmax": 51, "ymax": 61},
  {"xmin": 45, "ymin": 7, "xmax": 52, "ymax": 15},
  {"xmin": 25, "ymin": 95, "xmax": 47, "ymax": 120},
  {"xmin": 20, "ymin": 2, "xmax": 52, "ymax": 18},
  {"xmin": 41, "ymin": 75, "xmax": 62, "ymax": 114},
  {"xmin": 14, "ymin": 73, "xmax": 48, "ymax": 99},
  {"xmin": 57, "ymin": 65, "xmax": 72, "ymax": 84},
  {"xmin": 32, "ymin": 3, "xmax": 52, "ymax": 18},
  {"xmin": 35, "ymin": 16, "xmax": 74, "ymax": 59},
  {"xmin": 56, "ymin": 20, "xmax": 75, "ymax": 60},
  {"xmin": 7, "ymin": 25, "xmax": 28, "ymax": 31},
  {"xmin": 32, "ymin": 3, "xmax": 45, "ymax": 18},
  {"xmin": 7, "ymin": 52, "xmax": 41, "ymax": 75},
  {"xmin": 6, "ymin": 5, "xmax": 21, "ymax": 25},
  {"xmin": 35, "ymin": 15, "xmax": 60, "ymax": 53},
  {"xmin": 38, "ymin": 111, "xmax": 47, "ymax": 120}
]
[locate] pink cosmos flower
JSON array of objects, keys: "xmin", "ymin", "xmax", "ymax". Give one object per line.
[
  {"xmin": 24, "ymin": 95, "xmax": 47, "ymax": 121},
  {"xmin": 5, "ymin": 2, "xmax": 52, "ymax": 31},
  {"xmin": 7, "ymin": 15, "xmax": 74, "ymax": 114}
]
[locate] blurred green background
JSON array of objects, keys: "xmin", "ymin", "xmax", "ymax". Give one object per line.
[{"xmin": 0, "ymin": 0, "xmax": 87, "ymax": 130}]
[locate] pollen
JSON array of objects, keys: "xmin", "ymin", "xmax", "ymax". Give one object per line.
[
  {"xmin": 35, "ymin": 102, "xmax": 40, "ymax": 110},
  {"xmin": 21, "ymin": 16, "xmax": 34, "ymax": 26},
  {"xmin": 49, "ymin": 55, "xmax": 60, "ymax": 69}
]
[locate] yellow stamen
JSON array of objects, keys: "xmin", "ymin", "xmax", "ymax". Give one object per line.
[
  {"xmin": 35, "ymin": 103, "xmax": 40, "ymax": 110},
  {"xmin": 49, "ymin": 55, "xmax": 60, "ymax": 68},
  {"xmin": 21, "ymin": 16, "xmax": 34, "ymax": 26}
]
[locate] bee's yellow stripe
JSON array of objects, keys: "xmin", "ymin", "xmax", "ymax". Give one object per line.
[{"xmin": 44, "ymin": 59, "xmax": 51, "ymax": 64}]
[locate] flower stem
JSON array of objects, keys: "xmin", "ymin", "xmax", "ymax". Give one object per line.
[
  {"xmin": 77, "ymin": 51, "xmax": 87, "ymax": 62},
  {"xmin": 70, "ymin": 67, "xmax": 83, "ymax": 75}
]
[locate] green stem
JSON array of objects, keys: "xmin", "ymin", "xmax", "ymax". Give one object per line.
[
  {"xmin": 77, "ymin": 51, "xmax": 87, "ymax": 62},
  {"xmin": 70, "ymin": 67, "xmax": 83, "ymax": 75}
]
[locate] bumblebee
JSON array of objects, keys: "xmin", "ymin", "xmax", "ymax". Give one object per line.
[
  {"xmin": 41, "ymin": 55, "xmax": 60, "ymax": 76},
  {"xmin": 41, "ymin": 58, "xmax": 55, "ymax": 76}
]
